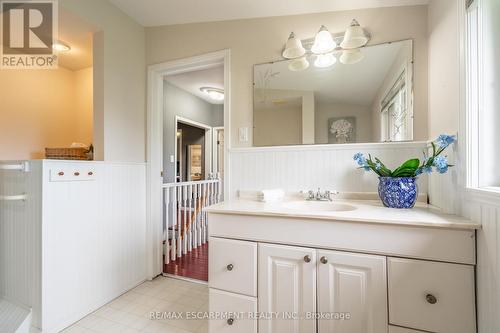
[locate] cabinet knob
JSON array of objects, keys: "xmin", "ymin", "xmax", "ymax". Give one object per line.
[
  {"xmin": 226, "ymin": 264, "xmax": 234, "ymax": 271},
  {"xmin": 227, "ymin": 318, "xmax": 234, "ymax": 325},
  {"xmin": 88, "ymin": 171, "xmax": 93, "ymax": 176},
  {"xmin": 58, "ymin": 171, "xmax": 64, "ymax": 176},
  {"xmin": 303, "ymin": 255, "xmax": 311, "ymax": 263},
  {"xmin": 320, "ymin": 256, "xmax": 328, "ymax": 264},
  {"xmin": 74, "ymin": 172, "xmax": 80, "ymax": 176},
  {"xmin": 426, "ymin": 293, "xmax": 438, "ymax": 304}
]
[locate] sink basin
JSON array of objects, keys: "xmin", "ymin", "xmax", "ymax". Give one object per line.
[{"xmin": 282, "ymin": 201, "xmax": 357, "ymax": 213}]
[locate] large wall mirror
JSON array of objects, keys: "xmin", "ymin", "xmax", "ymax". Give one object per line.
[{"xmin": 253, "ymin": 39, "xmax": 414, "ymax": 146}]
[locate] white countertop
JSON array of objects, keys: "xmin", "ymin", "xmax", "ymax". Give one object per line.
[{"xmin": 205, "ymin": 199, "xmax": 480, "ymax": 230}]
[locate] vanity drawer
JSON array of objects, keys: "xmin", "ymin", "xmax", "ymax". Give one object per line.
[
  {"xmin": 209, "ymin": 237, "xmax": 257, "ymax": 296},
  {"xmin": 209, "ymin": 288, "xmax": 257, "ymax": 333},
  {"xmin": 388, "ymin": 258, "xmax": 476, "ymax": 333},
  {"xmin": 389, "ymin": 326, "xmax": 428, "ymax": 333}
]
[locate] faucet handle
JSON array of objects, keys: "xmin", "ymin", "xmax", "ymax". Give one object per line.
[{"xmin": 324, "ymin": 190, "xmax": 340, "ymax": 201}]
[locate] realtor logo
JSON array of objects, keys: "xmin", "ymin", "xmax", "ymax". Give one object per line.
[{"xmin": 1, "ymin": 0, "xmax": 58, "ymax": 69}]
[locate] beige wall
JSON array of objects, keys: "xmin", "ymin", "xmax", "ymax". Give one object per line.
[
  {"xmin": 74, "ymin": 67, "xmax": 94, "ymax": 145},
  {"xmin": 254, "ymin": 107, "xmax": 302, "ymax": 146},
  {"xmin": 146, "ymin": 5, "xmax": 429, "ymax": 147},
  {"xmin": 0, "ymin": 67, "xmax": 92, "ymax": 160},
  {"xmin": 427, "ymin": 0, "xmax": 459, "ymax": 139},
  {"xmin": 60, "ymin": 0, "xmax": 146, "ymax": 162}
]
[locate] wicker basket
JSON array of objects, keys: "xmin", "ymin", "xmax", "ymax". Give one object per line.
[{"xmin": 45, "ymin": 147, "xmax": 92, "ymax": 160}]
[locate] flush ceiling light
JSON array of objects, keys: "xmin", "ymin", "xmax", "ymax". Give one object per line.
[
  {"xmin": 314, "ymin": 53, "xmax": 336, "ymax": 68},
  {"xmin": 311, "ymin": 25, "xmax": 336, "ymax": 55},
  {"xmin": 52, "ymin": 41, "xmax": 71, "ymax": 52},
  {"xmin": 288, "ymin": 57, "xmax": 309, "ymax": 71},
  {"xmin": 200, "ymin": 87, "xmax": 224, "ymax": 101},
  {"xmin": 282, "ymin": 32, "xmax": 306, "ymax": 59},
  {"xmin": 340, "ymin": 49, "xmax": 365, "ymax": 65},
  {"xmin": 340, "ymin": 19, "xmax": 368, "ymax": 49}
]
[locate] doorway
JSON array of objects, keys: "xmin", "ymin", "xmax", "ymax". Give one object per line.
[{"xmin": 146, "ymin": 50, "xmax": 230, "ymax": 280}]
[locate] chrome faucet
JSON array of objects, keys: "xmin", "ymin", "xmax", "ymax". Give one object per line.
[{"xmin": 303, "ymin": 188, "xmax": 339, "ymax": 201}]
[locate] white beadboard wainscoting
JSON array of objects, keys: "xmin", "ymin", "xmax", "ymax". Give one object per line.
[
  {"xmin": 229, "ymin": 141, "xmax": 429, "ymax": 199},
  {"xmin": 464, "ymin": 191, "xmax": 500, "ymax": 333},
  {"xmin": 0, "ymin": 160, "xmax": 147, "ymax": 333}
]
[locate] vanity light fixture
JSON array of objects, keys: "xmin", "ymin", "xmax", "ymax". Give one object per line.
[
  {"xmin": 314, "ymin": 53, "xmax": 336, "ymax": 68},
  {"xmin": 340, "ymin": 19, "xmax": 368, "ymax": 49},
  {"xmin": 340, "ymin": 49, "xmax": 365, "ymax": 65},
  {"xmin": 200, "ymin": 87, "xmax": 224, "ymax": 101},
  {"xmin": 52, "ymin": 41, "xmax": 71, "ymax": 52},
  {"xmin": 311, "ymin": 25, "xmax": 336, "ymax": 54},
  {"xmin": 282, "ymin": 32, "xmax": 306, "ymax": 59},
  {"xmin": 288, "ymin": 57, "xmax": 310, "ymax": 71}
]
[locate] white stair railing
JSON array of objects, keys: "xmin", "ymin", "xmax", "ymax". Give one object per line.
[{"xmin": 163, "ymin": 178, "xmax": 222, "ymax": 264}]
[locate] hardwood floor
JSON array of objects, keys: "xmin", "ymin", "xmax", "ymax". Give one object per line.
[{"xmin": 164, "ymin": 242, "xmax": 208, "ymax": 281}]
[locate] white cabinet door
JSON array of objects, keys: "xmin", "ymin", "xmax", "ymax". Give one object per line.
[
  {"xmin": 317, "ymin": 250, "xmax": 388, "ymax": 333},
  {"xmin": 258, "ymin": 243, "xmax": 316, "ymax": 333}
]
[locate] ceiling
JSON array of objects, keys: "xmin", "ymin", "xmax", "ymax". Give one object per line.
[
  {"xmin": 109, "ymin": 0, "xmax": 429, "ymax": 27},
  {"xmin": 165, "ymin": 65, "xmax": 224, "ymax": 104},
  {"xmin": 57, "ymin": 8, "xmax": 96, "ymax": 71},
  {"xmin": 254, "ymin": 40, "xmax": 411, "ymax": 107}
]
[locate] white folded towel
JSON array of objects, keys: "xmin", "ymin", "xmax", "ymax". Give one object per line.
[{"xmin": 258, "ymin": 189, "xmax": 285, "ymax": 202}]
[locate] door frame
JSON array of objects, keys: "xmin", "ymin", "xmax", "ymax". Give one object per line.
[
  {"xmin": 212, "ymin": 126, "xmax": 224, "ymax": 175},
  {"xmin": 175, "ymin": 115, "xmax": 213, "ymax": 181},
  {"xmin": 146, "ymin": 49, "xmax": 231, "ymax": 278}
]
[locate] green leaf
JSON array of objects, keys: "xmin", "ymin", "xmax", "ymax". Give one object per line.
[{"xmin": 391, "ymin": 159, "xmax": 420, "ymax": 177}]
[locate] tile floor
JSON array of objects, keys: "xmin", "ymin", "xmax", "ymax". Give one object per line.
[{"xmin": 62, "ymin": 277, "xmax": 208, "ymax": 333}]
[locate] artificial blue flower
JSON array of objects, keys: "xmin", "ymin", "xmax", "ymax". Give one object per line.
[
  {"xmin": 436, "ymin": 134, "xmax": 456, "ymax": 149},
  {"xmin": 416, "ymin": 165, "xmax": 433, "ymax": 176},
  {"xmin": 363, "ymin": 165, "xmax": 371, "ymax": 171},
  {"xmin": 353, "ymin": 153, "xmax": 367, "ymax": 166},
  {"xmin": 375, "ymin": 162, "xmax": 382, "ymax": 171},
  {"xmin": 433, "ymin": 155, "xmax": 449, "ymax": 173}
]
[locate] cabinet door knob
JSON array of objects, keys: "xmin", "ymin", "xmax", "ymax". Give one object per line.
[
  {"xmin": 88, "ymin": 171, "xmax": 93, "ymax": 176},
  {"xmin": 74, "ymin": 172, "xmax": 80, "ymax": 176},
  {"xmin": 303, "ymin": 255, "xmax": 311, "ymax": 263},
  {"xmin": 320, "ymin": 256, "xmax": 328, "ymax": 264},
  {"xmin": 227, "ymin": 318, "xmax": 234, "ymax": 325},
  {"xmin": 58, "ymin": 171, "xmax": 64, "ymax": 176},
  {"xmin": 226, "ymin": 264, "xmax": 234, "ymax": 271},
  {"xmin": 426, "ymin": 293, "xmax": 438, "ymax": 304}
]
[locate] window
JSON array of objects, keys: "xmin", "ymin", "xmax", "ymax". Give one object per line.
[
  {"xmin": 380, "ymin": 71, "xmax": 412, "ymax": 142},
  {"xmin": 466, "ymin": 0, "xmax": 500, "ymax": 190}
]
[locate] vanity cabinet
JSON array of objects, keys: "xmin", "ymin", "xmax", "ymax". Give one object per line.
[
  {"xmin": 206, "ymin": 206, "xmax": 478, "ymax": 333},
  {"xmin": 317, "ymin": 250, "xmax": 387, "ymax": 333},
  {"xmin": 258, "ymin": 244, "xmax": 317, "ymax": 333}
]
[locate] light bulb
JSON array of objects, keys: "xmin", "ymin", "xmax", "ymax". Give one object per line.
[{"xmin": 311, "ymin": 25, "xmax": 336, "ymax": 54}]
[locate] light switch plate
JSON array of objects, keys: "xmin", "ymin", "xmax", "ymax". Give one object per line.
[
  {"xmin": 170, "ymin": 155, "xmax": 175, "ymax": 163},
  {"xmin": 239, "ymin": 127, "xmax": 249, "ymax": 142}
]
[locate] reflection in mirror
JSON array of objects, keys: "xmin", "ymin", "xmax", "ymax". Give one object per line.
[{"xmin": 253, "ymin": 39, "xmax": 414, "ymax": 146}]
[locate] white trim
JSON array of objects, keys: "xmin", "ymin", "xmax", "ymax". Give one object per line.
[
  {"xmin": 146, "ymin": 49, "xmax": 231, "ymax": 279},
  {"xmin": 230, "ymin": 140, "xmax": 428, "ymax": 154},
  {"xmin": 466, "ymin": 187, "xmax": 500, "ymax": 207}
]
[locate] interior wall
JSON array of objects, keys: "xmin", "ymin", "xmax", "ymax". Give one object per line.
[
  {"xmin": 60, "ymin": 0, "xmax": 146, "ymax": 162},
  {"xmin": 146, "ymin": 5, "xmax": 429, "ymax": 147},
  {"xmin": 427, "ymin": 0, "xmax": 460, "ymax": 139},
  {"xmin": 163, "ymin": 82, "xmax": 223, "ymax": 182},
  {"xmin": 0, "ymin": 68, "xmax": 93, "ymax": 160},
  {"xmin": 315, "ymin": 102, "xmax": 373, "ymax": 144},
  {"xmin": 254, "ymin": 106, "xmax": 302, "ymax": 146},
  {"xmin": 74, "ymin": 67, "xmax": 94, "ymax": 145}
]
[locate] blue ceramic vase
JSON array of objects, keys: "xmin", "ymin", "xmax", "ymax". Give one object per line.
[{"xmin": 378, "ymin": 177, "xmax": 418, "ymax": 209}]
